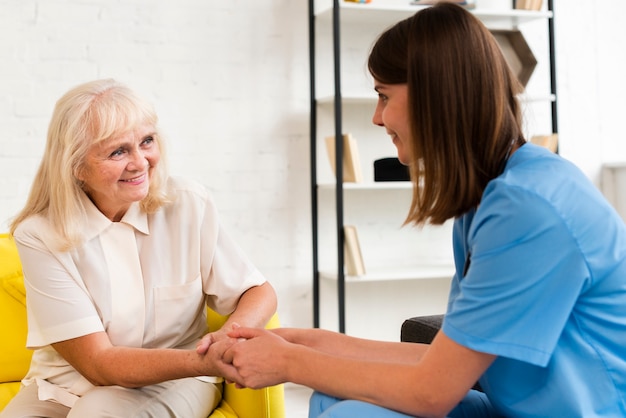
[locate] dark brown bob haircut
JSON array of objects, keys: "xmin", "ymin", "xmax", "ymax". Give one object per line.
[{"xmin": 368, "ymin": 3, "xmax": 525, "ymax": 226}]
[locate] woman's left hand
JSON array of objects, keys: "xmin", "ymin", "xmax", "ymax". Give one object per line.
[
  {"xmin": 212, "ymin": 327, "xmax": 292, "ymax": 389},
  {"xmin": 196, "ymin": 323, "xmax": 239, "ymax": 355}
]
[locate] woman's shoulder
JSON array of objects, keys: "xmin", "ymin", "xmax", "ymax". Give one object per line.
[
  {"xmin": 164, "ymin": 176, "xmax": 218, "ymax": 214},
  {"xmin": 166, "ymin": 176, "xmax": 214, "ymax": 201},
  {"xmin": 496, "ymin": 143, "xmax": 591, "ymax": 197},
  {"xmin": 13, "ymin": 214, "xmax": 57, "ymax": 251},
  {"xmin": 508, "ymin": 143, "xmax": 581, "ymax": 178},
  {"xmin": 483, "ymin": 143, "xmax": 618, "ymax": 231}
]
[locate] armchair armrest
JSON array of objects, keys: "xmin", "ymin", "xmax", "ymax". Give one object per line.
[{"xmin": 400, "ymin": 314, "xmax": 443, "ymax": 344}]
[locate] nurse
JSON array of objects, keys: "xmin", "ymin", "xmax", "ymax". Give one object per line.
[{"xmin": 210, "ymin": 3, "xmax": 626, "ymax": 417}]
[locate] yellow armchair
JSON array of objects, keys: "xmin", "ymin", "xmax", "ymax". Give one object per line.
[{"xmin": 0, "ymin": 233, "xmax": 285, "ymax": 418}]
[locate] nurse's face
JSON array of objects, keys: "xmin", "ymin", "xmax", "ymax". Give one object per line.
[
  {"xmin": 372, "ymin": 82, "xmax": 411, "ymax": 165},
  {"xmin": 78, "ymin": 124, "xmax": 160, "ymax": 222}
]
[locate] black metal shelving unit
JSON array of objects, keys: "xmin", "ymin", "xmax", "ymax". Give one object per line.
[{"xmin": 309, "ymin": 1, "xmax": 558, "ymax": 333}]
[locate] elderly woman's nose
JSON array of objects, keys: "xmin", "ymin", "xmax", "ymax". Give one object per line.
[{"xmin": 128, "ymin": 149, "xmax": 148, "ymax": 170}]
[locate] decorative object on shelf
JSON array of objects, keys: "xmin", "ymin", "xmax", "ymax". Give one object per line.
[
  {"xmin": 325, "ymin": 133, "xmax": 363, "ymax": 183},
  {"xmin": 344, "ymin": 0, "xmax": 371, "ymax": 3},
  {"xmin": 374, "ymin": 157, "xmax": 410, "ymax": 182},
  {"xmin": 530, "ymin": 134, "xmax": 558, "ymax": 153},
  {"xmin": 344, "ymin": 225, "xmax": 366, "ymax": 276},
  {"xmin": 490, "ymin": 29, "xmax": 537, "ymax": 88},
  {"xmin": 410, "ymin": 0, "xmax": 475, "ymax": 9},
  {"xmin": 515, "ymin": 0, "xmax": 543, "ymax": 10}
]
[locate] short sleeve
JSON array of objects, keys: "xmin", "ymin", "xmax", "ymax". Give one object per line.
[
  {"xmin": 443, "ymin": 182, "xmax": 589, "ymax": 366},
  {"xmin": 198, "ymin": 196, "xmax": 266, "ymax": 315},
  {"xmin": 14, "ymin": 222, "xmax": 104, "ymax": 349}
]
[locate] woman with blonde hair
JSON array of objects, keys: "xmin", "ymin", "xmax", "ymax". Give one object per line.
[
  {"xmin": 208, "ymin": 4, "xmax": 626, "ymax": 417},
  {"xmin": 3, "ymin": 79, "xmax": 277, "ymax": 418}
]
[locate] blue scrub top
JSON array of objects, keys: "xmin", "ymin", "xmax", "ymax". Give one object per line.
[{"xmin": 442, "ymin": 143, "xmax": 626, "ymax": 417}]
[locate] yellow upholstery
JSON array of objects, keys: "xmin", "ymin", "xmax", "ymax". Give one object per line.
[{"xmin": 0, "ymin": 233, "xmax": 285, "ymax": 417}]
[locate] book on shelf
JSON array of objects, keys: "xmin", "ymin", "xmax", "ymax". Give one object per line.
[
  {"xmin": 344, "ymin": 225, "xmax": 366, "ymax": 277},
  {"xmin": 325, "ymin": 133, "xmax": 363, "ymax": 183},
  {"xmin": 530, "ymin": 134, "xmax": 558, "ymax": 153},
  {"xmin": 515, "ymin": 0, "xmax": 543, "ymax": 10}
]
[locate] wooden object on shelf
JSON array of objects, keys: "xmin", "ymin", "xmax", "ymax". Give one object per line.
[
  {"xmin": 515, "ymin": 0, "xmax": 543, "ymax": 11},
  {"xmin": 344, "ymin": 225, "xmax": 366, "ymax": 276},
  {"xmin": 530, "ymin": 133, "xmax": 558, "ymax": 153},
  {"xmin": 325, "ymin": 133, "xmax": 363, "ymax": 183},
  {"xmin": 490, "ymin": 29, "xmax": 537, "ymax": 88}
]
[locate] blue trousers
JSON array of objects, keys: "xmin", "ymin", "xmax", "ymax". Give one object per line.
[{"xmin": 308, "ymin": 390, "xmax": 501, "ymax": 418}]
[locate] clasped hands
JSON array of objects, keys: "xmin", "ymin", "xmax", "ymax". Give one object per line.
[{"xmin": 196, "ymin": 324, "xmax": 289, "ymax": 389}]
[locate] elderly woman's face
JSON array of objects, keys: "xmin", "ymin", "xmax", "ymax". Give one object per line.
[{"xmin": 78, "ymin": 124, "xmax": 160, "ymax": 222}]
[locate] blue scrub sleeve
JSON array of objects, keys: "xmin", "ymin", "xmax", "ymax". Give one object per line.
[{"xmin": 443, "ymin": 181, "xmax": 589, "ymax": 367}]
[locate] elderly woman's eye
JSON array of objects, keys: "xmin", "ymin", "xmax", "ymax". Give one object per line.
[{"xmin": 109, "ymin": 148, "xmax": 125, "ymax": 158}]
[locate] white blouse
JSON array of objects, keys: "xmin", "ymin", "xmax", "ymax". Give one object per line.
[{"xmin": 13, "ymin": 176, "xmax": 267, "ymax": 406}]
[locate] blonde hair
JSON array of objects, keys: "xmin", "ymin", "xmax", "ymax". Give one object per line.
[{"xmin": 10, "ymin": 79, "xmax": 170, "ymax": 249}]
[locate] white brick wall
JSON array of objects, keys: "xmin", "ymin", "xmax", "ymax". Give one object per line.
[
  {"xmin": 1, "ymin": 0, "xmax": 626, "ymax": 331},
  {"xmin": 0, "ymin": 0, "xmax": 313, "ymax": 327}
]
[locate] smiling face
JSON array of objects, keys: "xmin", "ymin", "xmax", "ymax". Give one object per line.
[
  {"xmin": 78, "ymin": 124, "xmax": 160, "ymax": 221},
  {"xmin": 372, "ymin": 82, "xmax": 411, "ymax": 165}
]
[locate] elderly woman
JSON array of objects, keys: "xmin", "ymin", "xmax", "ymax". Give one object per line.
[{"xmin": 2, "ymin": 79, "xmax": 276, "ymax": 418}]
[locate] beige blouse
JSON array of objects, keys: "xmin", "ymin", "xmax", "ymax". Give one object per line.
[{"xmin": 13, "ymin": 176, "xmax": 266, "ymax": 406}]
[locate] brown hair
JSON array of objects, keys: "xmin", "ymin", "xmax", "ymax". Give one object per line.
[{"xmin": 368, "ymin": 3, "xmax": 524, "ymax": 225}]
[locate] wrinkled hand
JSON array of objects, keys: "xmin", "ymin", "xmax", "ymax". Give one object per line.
[
  {"xmin": 213, "ymin": 327, "xmax": 292, "ymax": 389},
  {"xmin": 196, "ymin": 323, "xmax": 240, "ymax": 355}
]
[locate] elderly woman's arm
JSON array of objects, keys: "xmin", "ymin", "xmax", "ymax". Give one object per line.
[
  {"xmin": 196, "ymin": 281, "xmax": 277, "ymax": 354},
  {"xmin": 52, "ymin": 282, "xmax": 277, "ymax": 388},
  {"xmin": 52, "ymin": 332, "xmax": 217, "ymax": 387},
  {"xmin": 221, "ymin": 281, "xmax": 277, "ymax": 330}
]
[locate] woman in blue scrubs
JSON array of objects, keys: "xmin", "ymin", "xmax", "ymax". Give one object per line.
[{"xmin": 208, "ymin": 3, "xmax": 626, "ymax": 416}]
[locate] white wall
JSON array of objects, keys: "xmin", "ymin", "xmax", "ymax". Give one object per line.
[
  {"xmin": 555, "ymin": 0, "xmax": 626, "ymax": 181},
  {"xmin": 1, "ymin": 0, "xmax": 625, "ymax": 330},
  {"xmin": 0, "ymin": 0, "xmax": 312, "ymax": 328}
]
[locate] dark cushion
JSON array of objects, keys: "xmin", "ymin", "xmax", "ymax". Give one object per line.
[{"xmin": 401, "ymin": 314, "xmax": 443, "ymax": 344}]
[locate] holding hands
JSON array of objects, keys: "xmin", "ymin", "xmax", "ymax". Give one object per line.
[{"xmin": 200, "ymin": 326, "xmax": 294, "ymax": 389}]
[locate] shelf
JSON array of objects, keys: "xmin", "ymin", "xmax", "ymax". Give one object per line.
[
  {"xmin": 317, "ymin": 93, "xmax": 556, "ymax": 106},
  {"xmin": 320, "ymin": 264, "xmax": 455, "ymax": 283},
  {"xmin": 318, "ymin": 181, "xmax": 412, "ymax": 191},
  {"xmin": 315, "ymin": 2, "xmax": 552, "ymax": 28},
  {"xmin": 317, "ymin": 94, "xmax": 377, "ymax": 105}
]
